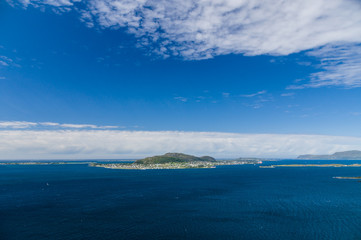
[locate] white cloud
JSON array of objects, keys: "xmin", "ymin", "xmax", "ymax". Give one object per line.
[
  {"xmin": 8, "ymin": 0, "xmax": 78, "ymax": 7},
  {"xmin": 13, "ymin": 0, "xmax": 361, "ymax": 58},
  {"xmin": 0, "ymin": 56, "xmax": 13, "ymax": 67},
  {"xmin": 0, "ymin": 121, "xmax": 38, "ymax": 129},
  {"xmin": 58, "ymin": 123, "xmax": 118, "ymax": 129},
  {"xmin": 296, "ymin": 44, "xmax": 361, "ymax": 88},
  {"xmin": 40, "ymin": 122, "xmax": 60, "ymax": 126},
  {"xmin": 240, "ymin": 90, "xmax": 267, "ymax": 98},
  {"xmin": 0, "ymin": 121, "xmax": 120, "ymax": 129},
  {"xmin": 0, "ymin": 55, "xmax": 21, "ymax": 68},
  {"xmin": 80, "ymin": 0, "xmax": 361, "ymax": 60},
  {"xmin": 0, "ymin": 61, "xmax": 9, "ymax": 66},
  {"xmin": 42, "ymin": 0, "xmax": 77, "ymax": 7},
  {"xmin": 281, "ymin": 92, "xmax": 295, "ymax": 97},
  {"xmin": 174, "ymin": 96, "xmax": 188, "ymax": 102},
  {"xmin": 9, "ymin": 0, "xmax": 361, "ymax": 88},
  {"xmin": 240, "ymin": 90, "xmax": 273, "ymax": 109},
  {"xmin": 0, "ymin": 130, "xmax": 361, "ymax": 159}
]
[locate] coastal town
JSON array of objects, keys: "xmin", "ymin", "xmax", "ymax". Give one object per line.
[{"xmin": 90, "ymin": 159, "xmax": 263, "ymax": 170}]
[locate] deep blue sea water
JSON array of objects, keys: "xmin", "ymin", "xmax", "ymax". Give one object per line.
[{"xmin": 1, "ymin": 160, "xmax": 361, "ymax": 240}]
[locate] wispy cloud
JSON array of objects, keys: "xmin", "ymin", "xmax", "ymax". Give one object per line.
[
  {"xmin": 0, "ymin": 53, "xmax": 21, "ymax": 68},
  {"xmin": 8, "ymin": 0, "xmax": 361, "ymax": 88},
  {"xmin": 0, "ymin": 61, "xmax": 9, "ymax": 66},
  {"xmin": 239, "ymin": 90, "xmax": 273, "ymax": 109},
  {"xmin": 0, "ymin": 130, "xmax": 361, "ymax": 159},
  {"xmin": 174, "ymin": 96, "xmax": 188, "ymax": 102},
  {"xmin": 0, "ymin": 121, "xmax": 38, "ymax": 129},
  {"xmin": 222, "ymin": 92, "xmax": 230, "ymax": 98},
  {"xmin": 281, "ymin": 92, "xmax": 295, "ymax": 97},
  {"xmin": 0, "ymin": 56, "xmax": 13, "ymax": 67},
  {"xmin": 7, "ymin": 0, "xmax": 78, "ymax": 8},
  {"xmin": 0, "ymin": 121, "xmax": 120, "ymax": 129},
  {"xmin": 240, "ymin": 90, "xmax": 267, "ymax": 98},
  {"xmin": 11, "ymin": 0, "xmax": 361, "ymax": 58},
  {"xmin": 292, "ymin": 44, "xmax": 361, "ymax": 89},
  {"xmin": 84, "ymin": 0, "xmax": 361, "ymax": 60},
  {"xmin": 59, "ymin": 123, "xmax": 118, "ymax": 129}
]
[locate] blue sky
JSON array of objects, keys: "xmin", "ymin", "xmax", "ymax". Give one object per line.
[{"xmin": 1, "ymin": 0, "xmax": 361, "ymax": 159}]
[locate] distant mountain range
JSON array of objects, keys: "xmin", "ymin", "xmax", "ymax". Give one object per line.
[{"xmin": 297, "ymin": 150, "xmax": 361, "ymax": 160}]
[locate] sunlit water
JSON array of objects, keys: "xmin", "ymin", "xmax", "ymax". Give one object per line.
[{"xmin": 1, "ymin": 160, "xmax": 361, "ymax": 239}]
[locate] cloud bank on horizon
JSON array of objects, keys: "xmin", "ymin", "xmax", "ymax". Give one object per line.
[
  {"xmin": 1, "ymin": 123, "xmax": 361, "ymax": 159},
  {"xmin": 7, "ymin": 0, "xmax": 361, "ymax": 88},
  {"xmin": 0, "ymin": 121, "xmax": 120, "ymax": 129}
]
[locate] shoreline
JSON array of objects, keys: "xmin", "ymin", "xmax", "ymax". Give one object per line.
[
  {"xmin": 333, "ymin": 176, "xmax": 361, "ymax": 180},
  {"xmin": 91, "ymin": 160, "xmax": 262, "ymax": 170},
  {"xmin": 0, "ymin": 160, "xmax": 263, "ymax": 170},
  {"xmin": 260, "ymin": 164, "xmax": 361, "ymax": 168}
]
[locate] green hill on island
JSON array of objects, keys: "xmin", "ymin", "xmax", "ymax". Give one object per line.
[
  {"xmin": 297, "ymin": 150, "xmax": 361, "ymax": 160},
  {"xmin": 135, "ymin": 153, "xmax": 216, "ymax": 164}
]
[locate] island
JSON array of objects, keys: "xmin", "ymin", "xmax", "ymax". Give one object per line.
[
  {"xmin": 90, "ymin": 153, "xmax": 263, "ymax": 169},
  {"xmin": 333, "ymin": 176, "xmax": 361, "ymax": 180},
  {"xmin": 260, "ymin": 163, "xmax": 361, "ymax": 168},
  {"xmin": 297, "ymin": 150, "xmax": 361, "ymax": 160}
]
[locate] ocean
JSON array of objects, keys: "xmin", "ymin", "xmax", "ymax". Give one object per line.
[{"xmin": 1, "ymin": 160, "xmax": 361, "ymax": 240}]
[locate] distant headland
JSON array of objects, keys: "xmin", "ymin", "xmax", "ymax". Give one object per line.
[
  {"xmin": 297, "ymin": 150, "xmax": 361, "ymax": 160},
  {"xmin": 91, "ymin": 153, "xmax": 263, "ymax": 170}
]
